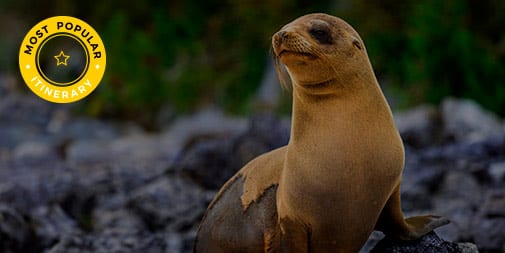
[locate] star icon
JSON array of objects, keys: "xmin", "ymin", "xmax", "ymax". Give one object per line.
[{"xmin": 54, "ymin": 50, "xmax": 70, "ymax": 66}]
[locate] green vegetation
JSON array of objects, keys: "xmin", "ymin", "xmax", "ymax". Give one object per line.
[
  {"xmin": 341, "ymin": 0, "xmax": 505, "ymax": 112},
  {"xmin": 2, "ymin": 0, "xmax": 505, "ymax": 124},
  {"xmin": 81, "ymin": 0, "xmax": 332, "ymax": 121}
]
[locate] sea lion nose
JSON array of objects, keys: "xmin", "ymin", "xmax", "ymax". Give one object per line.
[
  {"xmin": 278, "ymin": 31, "xmax": 288, "ymax": 39},
  {"xmin": 273, "ymin": 30, "xmax": 289, "ymax": 47}
]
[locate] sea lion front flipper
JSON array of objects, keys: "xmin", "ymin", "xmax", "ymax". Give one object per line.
[
  {"xmin": 279, "ymin": 217, "xmax": 310, "ymax": 252},
  {"xmin": 375, "ymin": 184, "xmax": 450, "ymax": 240},
  {"xmin": 403, "ymin": 215, "xmax": 450, "ymax": 237}
]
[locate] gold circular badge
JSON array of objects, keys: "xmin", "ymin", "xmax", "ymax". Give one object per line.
[{"xmin": 19, "ymin": 16, "xmax": 106, "ymax": 103}]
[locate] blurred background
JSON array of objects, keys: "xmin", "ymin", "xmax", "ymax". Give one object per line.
[
  {"xmin": 2, "ymin": 0, "xmax": 505, "ymax": 124},
  {"xmin": 1, "ymin": 0, "xmax": 505, "ymax": 252}
]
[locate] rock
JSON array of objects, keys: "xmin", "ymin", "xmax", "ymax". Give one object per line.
[
  {"xmin": 174, "ymin": 113, "xmax": 289, "ymax": 189},
  {"xmin": 92, "ymin": 208, "xmax": 146, "ymax": 233},
  {"xmin": 30, "ymin": 205, "xmax": 80, "ymax": 249},
  {"xmin": 0, "ymin": 123, "xmax": 42, "ymax": 149},
  {"xmin": 107, "ymin": 163, "xmax": 168, "ymax": 194},
  {"xmin": 0, "ymin": 205, "xmax": 36, "ymax": 253},
  {"xmin": 55, "ymin": 117, "xmax": 120, "ymax": 141},
  {"xmin": 2, "ymin": 99, "xmax": 505, "ymax": 252},
  {"xmin": 470, "ymin": 190, "xmax": 505, "ymax": 251},
  {"xmin": 438, "ymin": 171, "xmax": 483, "ymax": 207},
  {"xmin": 394, "ymin": 105, "xmax": 441, "ymax": 148},
  {"xmin": 472, "ymin": 218, "xmax": 505, "ymax": 252},
  {"xmin": 66, "ymin": 139, "xmax": 113, "ymax": 165},
  {"xmin": 479, "ymin": 189, "xmax": 505, "ymax": 217},
  {"xmin": 0, "ymin": 94, "xmax": 55, "ymax": 127},
  {"xmin": 441, "ymin": 98, "xmax": 503, "ymax": 143},
  {"xmin": 128, "ymin": 176, "xmax": 210, "ymax": 232},
  {"xmin": 371, "ymin": 232, "xmax": 479, "ymax": 253},
  {"xmin": 173, "ymin": 137, "xmax": 235, "ymax": 189},
  {"xmin": 360, "ymin": 231, "xmax": 384, "ymax": 253},
  {"xmin": 488, "ymin": 161, "xmax": 505, "ymax": 184},
  {"xmin": 0, "ymin": 164, "xmax": 75, "ymax": 211},
  {"xmin": 46, "ymin": 230, "xmax": 178, "ymax": 253},
  {"xmin": 400, "ymin": 185, "xmax": 433, "ymax": 212},
  {"xmin": 232, "ymin": 113, "xmax": 289, "ymax": 166},
  {"xmin": 160, "ymin": 108, "xmax": 247, "ymax": 156},
  {"xmin": 66, "ymin": 134, "xmax": 172, "ymax": 167},
  {"xmin": 432, "ymin": 198, "xmax": 475, "ymax": 242},
  {"xmin": 13, "ymin": 141, "xmax": 61, "ymax": 166},
  {"xmin": 109, "ymin": 134, "xmax": 171, "ymax": 165}
]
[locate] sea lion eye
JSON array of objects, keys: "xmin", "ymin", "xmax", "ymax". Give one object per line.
[{"xmin": 309, "ymin": 27, "xmax": 332, "ymax": 44}]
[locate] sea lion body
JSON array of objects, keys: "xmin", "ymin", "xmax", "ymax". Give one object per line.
[{"xmin": 194, "ymin": 13, "xmax": 448, "ymax": 252}]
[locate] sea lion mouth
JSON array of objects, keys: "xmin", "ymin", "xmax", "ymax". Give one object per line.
[
  {"xmin": 301, "ymin": 79, "xmax": 334, "ymax": 88},
  {"xmin": 278, "ymin": 49, "xmax": 317, "ymax": 59},
  {"xmin": 299, "ymin": 79, "xmax": 335, "ymax": 95}
]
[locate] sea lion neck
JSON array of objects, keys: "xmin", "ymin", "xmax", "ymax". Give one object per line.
[{"xmin": 288, "ymin": 77, "xmax": 391, "ymax": 145}]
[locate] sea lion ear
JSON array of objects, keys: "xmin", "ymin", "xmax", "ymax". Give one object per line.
[{"xmin": 352, "ymin": 38, "xmax": 362, "ymax": 50}]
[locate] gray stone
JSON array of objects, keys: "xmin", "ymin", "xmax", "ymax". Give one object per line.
[
  {"xmin": 109, "ymin": 134, "xmax": 167, "ymax": 164},
  {"xmin": 488, "ymin": 161, "xmax": 505, "ymax": 184},
  {"xmin": 160, "ymin": 108, "xmax": 247, "ymax": 156},
  {"xmin": 479, "ymin": 189, "xmax": 505, "ymax": 217},
  {"xmin": 0, "ymin": 94, "xmax": 54, "ymax": 127},
  {"xmin": 2, "ymin": 98, "xmax": 505, "ymax": 252},
  {"xmin": 30, "ymin": 205, "xmax": 80, "ymax": 249},
  {"xmin": 433, "ymin": 198, "xmax": 475, "ymax": 242},
  {"xmin": 46, "ymin": 230, "xmax": 174, "ymax": 253},
  {"xmin": 439, "ymin": 171, "xmax": 483, "ymax": 206},
  {"xmin": 472, "ymin": 218, "xmax": 505, "ymax": 251},
  {"xmin": 0, "ymin": 164, "xmax": 75, "ymax": 211},
  {"xmin": 441, "ymin": 98, "xmax": 503, "ymax": 143},
  {"xmin": 128, "ymin": 176, "xmax": 210, "ymax": 232},
  {"xmin": 13, "ymin": 141, "xmax": 61, "ymax": 166},
  {"xmin": 92, "ymin": 208, "xmax": 146, "ymax": 233},
  {"xmin": 0, "ymin": 123, "xmax": 41, "ymax": 149},
  {"xmin": 66, "ymin": 134, "xmax": 172, "ymax": 167},
  {"xmin": 66, "ymin": 139, "xmax": 112, "ymax": 165},
  {"xmin": 0, "ymin": 204, "xmax": 35, "ymax": 253},
  {"xmin": 173, "ymin": 137, "xmax": 235, "ymax": 189},
  {"xmin": 371, "ymin": 232, "xmax": 479, "ymax": 253},
  {"xmin": 55, "ymin": 118, "xmax": 120, "ymax": 141},
  {"xmin": 394, "ymin": 105, "xmax": 441, "ymax": 148},
  {"xmin": 174, "ymin": 113, "xmax": 289, "ymax": 189},
  {"xmin": 360, "ymin": 231, "xmax": 384, "ymax": 253}
]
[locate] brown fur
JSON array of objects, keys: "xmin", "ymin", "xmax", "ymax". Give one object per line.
[{"xmin": 194, "ymin": 13, "xmax": 448, "ymax": 253}]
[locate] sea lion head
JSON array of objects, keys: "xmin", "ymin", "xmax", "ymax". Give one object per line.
[{"xmin": 272, "ymin": 13, "xmax": 370, "ymax": 95}]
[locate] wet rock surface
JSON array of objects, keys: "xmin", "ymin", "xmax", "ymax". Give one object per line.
[{"xmin": 0, "ymin": 92, "xmax": 502, "ymax": 252}]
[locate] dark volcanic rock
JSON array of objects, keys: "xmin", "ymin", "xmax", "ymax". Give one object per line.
[
  {"xmin": 30, "ymin": 205, "xmax": 81, "ymax": 249},
  {"xmin": 13, "ymin": 140, "xmax": 62, "ymax": 166},
  {"xmin": 174, "ymin": 113, "xmax": 289, "ymax": 189},
  {"xmin": 2, "ymin": 98, "xmax": 505, "ymax": 252},
  {"xmin": 471, "ymin": 190, "xmax": 505, "ymax": 251},
  {"xmin": 371, "ymin": 232, "xmax": 479, "ymax": 253},
  {"xmin": 47, "ymin": 230, "xmax": 181, "ymax": 253},
  {"xmin": 0, "ymin": 205, "xmax": 36, "ymax": 253},
  {"xmin": 128, "ymin": 176, "xmax": 210, "ymax": 232},
  {"xmin": 173, "ymin": 137, "xmax": 235, "ymax": 189},
  {"xmin": 442, "ymin": 98, "xmax": 503, "ymax": 143},
  {"xmin": 394, "ymin": 105, "xmax": 442, "ymax": 148}
]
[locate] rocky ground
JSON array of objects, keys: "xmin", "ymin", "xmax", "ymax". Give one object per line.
[{"xmin": 0, "ymin": 84, "xmax": 504, "ymax": 252}]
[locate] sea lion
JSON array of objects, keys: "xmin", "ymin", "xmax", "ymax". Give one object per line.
[{"xmin": 194, "ymin": 13, "xmax": 449, "ymax": 252}]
